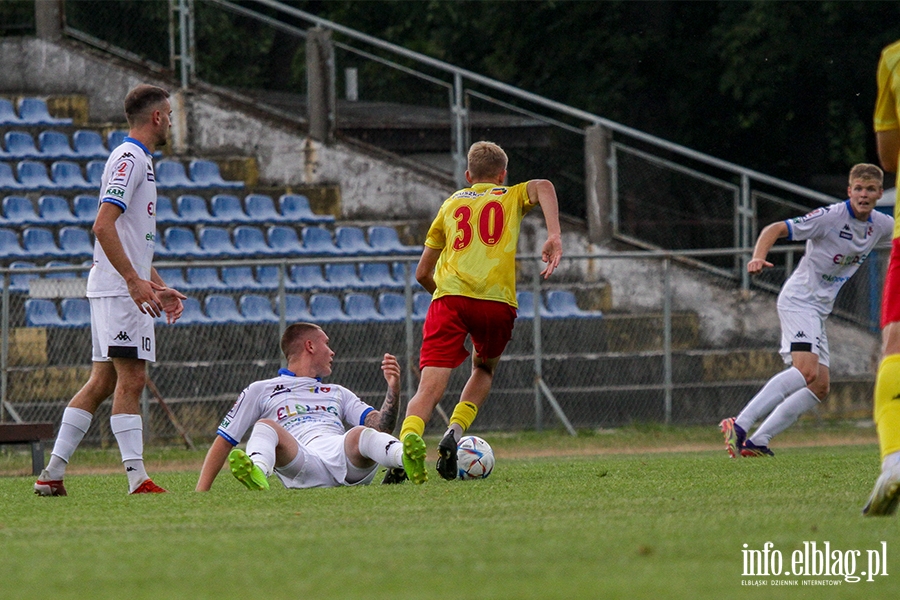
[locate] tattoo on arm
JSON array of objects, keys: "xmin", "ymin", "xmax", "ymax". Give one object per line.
[{"xmin": 367, "ymin": 387, "xmax": 399, "ymax": 433}]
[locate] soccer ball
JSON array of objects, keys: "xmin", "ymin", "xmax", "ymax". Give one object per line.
[{"xmin": 457, "ymin": 435, "xmax": 494, "ymax": 480}]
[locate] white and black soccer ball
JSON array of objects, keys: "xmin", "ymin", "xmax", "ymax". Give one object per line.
[{"xmin": 457, "ymin": 435, "xmax": 494, "ymax": 480}]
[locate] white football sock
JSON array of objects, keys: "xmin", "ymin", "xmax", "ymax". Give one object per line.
[
  {"xmin": 245, "ymin": 421, "xmax": 278, "ymax": 476},
  {"xmin": 357, "ymin": 427, "xmax": 403, "ymax": 468},
  {"xmin": 882, "ymin": 450, "xmax": 900, "ymax": 472},
  {"xmin": 110, "ymin": 414, "xmax": 148, "ymax": 492},
  {"xmin": 45, "ymin": 407, "xmax": 93, "ymax": 480},
  {"xmin": 749, "ymin": 387, "xmax": 820, "ymax": 447},
  {"xmin": 735, "ymin": 366, "xmax": 807, "ymax": 431}
]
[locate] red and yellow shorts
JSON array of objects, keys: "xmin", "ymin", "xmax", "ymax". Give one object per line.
[
  {"xmin": 419, "ymin": 295, "xmax": 517, "ymax": 369},
  {"xmin": 883, "ymin": 238, "xmax": 900, "ymax": 328}
]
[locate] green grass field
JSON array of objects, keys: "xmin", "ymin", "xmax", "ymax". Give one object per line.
[{"xmin": 1, "ymin": 424, "xmax": 899, "ymax": 599}]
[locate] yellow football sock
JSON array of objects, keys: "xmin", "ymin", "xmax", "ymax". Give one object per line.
[
  {"xmin": 874, "ymin": 354, "xmax": 900, "ymax": 461},
  {"xmin": 449, "ymin": 401, "xmax": 479, "ymax": 433},
  {"xmin": 400, "ymin": 416, "xmax": 425, "ymax": 442}
]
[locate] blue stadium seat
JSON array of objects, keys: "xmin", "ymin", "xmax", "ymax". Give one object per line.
[
  {"xmin": 59, "ymin": 226, "xmax": 93, "ymax": 260},
  {"xmin": 86, "ymin": 160, "xmax": 105, "ymax": 187},
  {"xmin": 176, "ymin": 195, "xmax": 214, "ymax": 224},
  {"xmin": 9, "ymin": 261, "xmax": 37, "ymax": 293},
  {"xmin": 239, "ymin": 294, "xmax": 279, "ymax": 324},
  {"xmin": 156, "ymin": 267, "xmax": 189, "ymax": 290},
  {"xmin": 154, "ymin": 196, "xmax": 178, "ymax": 225},
  {"xmin": 0, "ymin": 227, "xmax": 25, "ymax": 259},
  {"xmin": 324, "ymin": 263, "xmax": 362, "ymax": 289},
  {"xmin": 221, "ymin": 266, "xmax": 261, "ymax": 291},
  {"xmin": 285, "ymin": 294, "xmax": 313, "ymax": 322},
  {"xmin": 344, "ymin": 293, "xmax": 386, "ymax": 322},
  {"xmin": 17, "ymin": 161, "xmax": 56, "ymax": 190},
  {"xmin": 279, "ymin": 194, "xmax": 334, "ymax": 224},
  {"xmin": 255, "ymin": 265, "xmax": 284, "ymax": 291},
  {"xmin": 516, "ymin": 291, "xmax": 551, "ymax": 319},
  {"xmin": 3, "ymin": 195, "xmax": 41, "ymax": 225},
  {"xmin": 173, "ymin": 297, "xmax": 211, "ymax": 326},
  {"xmin": 289, "ymin": 264, "xmax": 329, "ymax": 291},
  {"xmin": 18, "ymin": 98, "xmax": 72, "ymax": 126},
  {"xmin": 3, "ymin": 131, "xmax": 42, "ymax": 159},
  {"xmin": 359, "ymin": 262, "xmax": 403, "ymax": 290},
  {"xmin": 368, "ymin": 226, "xmax": 420, "ymax": 255},
  {"xmin": 23, "ymin": 227, "xmax": 66, "ymax": 259},
  {"xmin": 38, "ymin": 195, "xmax": 79, "ymax": 225},
  {"xmin": 233, "ymin": 225, "xmax": 274, "ymax": 256},
  {"xmin": 413, "ymin": 292, "xmax": 432, "ymax": 320},
  {"xmin": 544, "ymin": 290, "xmax": 595, "ymax": 318},
  {"xmin": 302, "ymin": 227, "xmax": 341, "ymax": 255},
  {"xmin": 210, "ymin": 194, "xmax": 252, "ymax": 223},
  {"xmin": 107, "ymin": 130, "xmax": 126, "ymax": 151},
  {"xmin": 309, "ymin": 293, "xmax": 349, "ymax": 322},
  {"xmin": 198, "ymin": 226, "xmax": 239, "ymax": 257},
  {"xmin": 72, "ymin": 130, "xmax": 109, "ymax": 159},
  {"xmin": 38, "ymin": 131, "xmax": 78, "ymax": 159},
  {"xmin": 25, "ymin": 298, "xmax": 64, "ymax": 327},
  {"xmin": 185, "ymin": 267, "xmax": 227, "ymax": 291},
  {"xmin": 189, "ymin": 159, "xmax": 243, "ymax": 189},
  {"xmin": 0, "ymin": 163, "xmax": 23, "ymax": 191},
  {"xmin": 336, "ymin": 226, "xmax": 376, "ymax": 255},
  {"xmin": 51, "ymin": 161, "xmax": 94, "ymax": 191},
  {"xmin": 204, "ymin": 294, "xmax": 245, "ymax": 324},
  {"xmin": 0, "ymin": 99, "xmax": 24, "ymax": 126},
  {"xmin": 155, "ymin": 160, "xmax": 195, "ymax": 189},
  {"xmin": 266, "ymin": 225, "xmax": 304, "ymax": 256},
  {"xmin": 60, "ymin": 298, "xmax": 91, "ymax": 328},
  {"xmin": 73, "ymin": 195, "xmax": 98, "ymax": 225},
  {"xmin": 378, "ymin": 292, "xmax": 407, "ymax": 321},
  {"xmin": 160, "ymin": 226, "xmax": 204, "ymax": 259},
  {"xmin": 245, "ymin": 194, "xmax": 285, "ymax": 223}
]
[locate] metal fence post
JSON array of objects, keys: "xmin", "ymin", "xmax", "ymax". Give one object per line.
[
  {"xmin": 663, "ymin": 256, "xmax": 672, "ymax": 425},
  {"xmin": 1, "ymin": 272, "xmax": 8, "ymax": 422},
  {"xmin": 403, "ymin": 261, "xmax": 415, "ymax": 404},
  {"xmin": 739, "ymin": 173, "xmax": 752, "ymax": 291},
  {"xmin": 532, "ymin": 259, "xmax": 543, "ymax": 431},
  {"xmin": 451, "ymin": 72, "xmax": 467, "ymax": 188}
]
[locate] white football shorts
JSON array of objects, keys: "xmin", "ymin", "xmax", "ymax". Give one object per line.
[
  {"xmin": 275, "ymin": 432, "xmax": 378, "ymax": 489},
  {"xmin": 90, "ymin": 296, "xmax": 156, "ymax": 362},
  {"xmin": 777, "ymin": 307, "xmax": 829, "ymax": 367}
]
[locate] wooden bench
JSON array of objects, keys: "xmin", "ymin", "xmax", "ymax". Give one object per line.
[{"xmin": 0, "ymin": 422, "xmax": 55, "ymax": 475}]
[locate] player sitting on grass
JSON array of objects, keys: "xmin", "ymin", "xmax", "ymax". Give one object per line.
[
  {"xmin": 195, "ymin": 322, "xmax": 425, "ymax": 491},
  {"xmin": 721, "ymin": 164, "xmax": 893, "ymax": 458}
]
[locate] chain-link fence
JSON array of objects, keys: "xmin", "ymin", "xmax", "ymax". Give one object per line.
[{"xmin": 0, "ymin": 249, "xmax": 883, "ymax": 446}]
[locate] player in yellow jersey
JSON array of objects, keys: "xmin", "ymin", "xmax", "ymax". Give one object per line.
[
  {"xmin": 865, "ymin": 39, "xmax": 900, "ymax": 516},
  {"xmin": 393, "ymin": 141, "xmax": 562, "ymax": 484}
]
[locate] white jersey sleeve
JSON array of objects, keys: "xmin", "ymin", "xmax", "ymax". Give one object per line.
[{"xmin": 216, "ymin": 381, "xmax": 267, "ymax": 446}]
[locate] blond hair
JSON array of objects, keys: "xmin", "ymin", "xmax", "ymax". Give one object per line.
[
  {"xmin": 849, "ymin": 163, "xmax": 884, "ymax": 186},
  {"xmin": 467, "ymin": 141, "xmax": 508, "ymax": 181}
]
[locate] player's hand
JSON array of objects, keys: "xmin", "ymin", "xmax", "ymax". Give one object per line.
[
  {"xmin": 158, "ymin": 287, "xmax": 187, "ymax": 324},
  {"xmin": 746, "ymin": 258, "xmax": 773, "ymax": 274},
  {"xmin": 128, "ymin": 278, "xmax": 164, "ymax": 318},
  {"xmin": 540, "ymin": 234, "xmax": 562, "ymax": 279},
  {"xmin": 381, "ymin": 353, "xmax": 401, "ymax": 391}
]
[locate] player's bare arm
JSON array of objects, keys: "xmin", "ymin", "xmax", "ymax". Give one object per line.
[
  {"xmin": 415, "ymin": 247, "xmax": 441, "ymax": 295},
  {"xmin": 195, "ymin": 435, "xmax": 233, "ymax": 491},
  {"xmin": 365, "ymin": 353, "xmax": 401, "ymax": 433},
  {"xmin": 151, "ymin": 267, "xmax": 186, "ymax": 324},
  {"xmin": 93, "ymin": 202, "xmax": 164, "ymax": 317},
  {"xmin": 747, "ymin": 221, "xmax": 788, "ymax": 274},
  {"xmin": 526, "ymin": 179, "xmax": 563, "ymax": 278},
  {"xmin": 876, "ymin": 129, "xmax": 900, "ymax": 173}
]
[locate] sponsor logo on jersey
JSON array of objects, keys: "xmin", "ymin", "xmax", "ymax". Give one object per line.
[
  {"xmin": 489, "ymin": 187, "xmax": 507, "ymax": 196},
  {"xmin": 839, "ymin": 230, "xmax": 853, "ymax": 240},
  {"xmin": 454, "ymin": 191, "xmax": 479, "ymax": 199},
  {"xmin": 146, "ymin": 201, "xmax": 154, "ymax": 217},
  {"xmin": 793, "ymin": 206, "xmax": 829, "ymax": 223},
  {"xmin": 225, "ymin": 390, "xmax": 246, "ymax": 420},
  {"xmin": 145, "ymin": 232, "xmax": 155, "ymax": 242},
  {"xmin": 111, "ymin": 158, "xmax": 135, "ymax": 186},
  {"xmin": 276, "ymin": 402, "xmax": 338, "ymax": 420},
  {"xmin": 832, "ymin": 253, "xmax": 867, "ymax": 266},
  {"xmin": 147, "ymin": 168, "xmax": 155, "ymax": 182},
  {"xmin": 821, "ymin": 273, "xmax": 850, "ymax": 284},
  {"xmin": 309, "ymin": 386, "xmax": 331, "ymax": 394},
  {"xmin": 105, "ymin": 185, "xmax": 125, "ymax": 198}
]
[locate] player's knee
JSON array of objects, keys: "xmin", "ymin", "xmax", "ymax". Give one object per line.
[
  {"xmin": 809, "ymin": 382, "xmax": 829, "ymax": 400},
  {"xmin": 797, "ymin": 365, "xmax": 819, "ymax": 386}
]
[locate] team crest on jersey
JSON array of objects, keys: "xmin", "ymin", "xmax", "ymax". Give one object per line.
[
  {"xmin": 309, "ymin": 386, "xmax": 331, "ymax": 394},
  {"xmin": 111, "ymin": 158, "xmax": 135, "ymax": 186}
]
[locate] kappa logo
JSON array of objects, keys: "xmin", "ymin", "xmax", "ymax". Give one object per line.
[
  {"xmin": 839, "ymin": 224, "xmax": 853, "ymax": 240},
  {"xmin": 795, "ymin": 330, "xmax": 808, "ymax": 339},
  {"xmin": 113, "ymin": 331, "xmax": 131, "ymax": 342},
  {"xmin": 121, "ymin": 152, "xmax": 134, "ymax": 158},
  {"xmin": 270, "ymin": 384, "xmax": 290, "ymax": 398}
]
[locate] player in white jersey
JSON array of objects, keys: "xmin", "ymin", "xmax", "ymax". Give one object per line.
[
  {"xmin": 34, "ymin": 85, "xmax": 186, "ymax": 497},
  {"xmin": 720, "ymin": 164, "xmax": 893, "ymax": 458},
  {"xmin": 196, "ymin": 323, "xmax": 412, "ymax": 491}
]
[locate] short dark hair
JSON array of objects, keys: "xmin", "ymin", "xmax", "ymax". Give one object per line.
[
  {"xmin": 280, "ymin": 322, "xmax": 322, "ymax": 361},
  {"xmin": 124, "ymin": 84, "xmax": 170, "ymax": 125}
]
